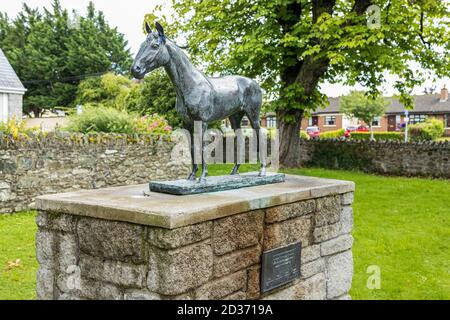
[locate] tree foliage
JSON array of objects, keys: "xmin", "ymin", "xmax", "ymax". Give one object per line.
[
  {"xmin": 150, "ymin": 0, "xmax": 450, "ymax": 166},
  {"xmin": 0, "ymin": 0, "xmax": 132, "ymax": 117},
  {"xmin": 76, "ymin": 71, "xmax": 180, "ymax": 128},
  {"xmin": 340, "ymin": 91, "xmax": 388, "ymax": 139}
]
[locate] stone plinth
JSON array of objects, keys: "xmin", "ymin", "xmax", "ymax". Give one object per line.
[{"xmin": 35, "ymin": 174, "xmax": 355, "ymax": 300}]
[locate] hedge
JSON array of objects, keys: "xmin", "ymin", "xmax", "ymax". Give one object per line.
[
  {"xmin": 351, "ymin": 131, "xmax": 403, "ymax": 141},
  {"xmin": 409, "ymin": 118, "xmax": 445, "ymax": 141},
  {"xmin": 320, "ymin": 129, "xmax": 345, "ymax": 139}
]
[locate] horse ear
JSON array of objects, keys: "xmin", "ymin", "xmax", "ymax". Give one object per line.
[
  {"xmin": 145, "ymin": 22, "xmax": 151, "ymax": 34},
  {"xmin": 155, "ymin": 21, "xmax": 164, "ymax": 36}
]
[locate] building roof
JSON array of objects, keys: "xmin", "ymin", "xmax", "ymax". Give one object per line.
[
  {"xmin": 313, "ymin": 94, "xmax": 450, "ymax": 115},
  {"xmin": 0, "ymin": 48, "xmax": 26, "ymax": 94}
]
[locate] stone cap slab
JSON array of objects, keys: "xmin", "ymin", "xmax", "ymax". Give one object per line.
[{"xmin": 35, "ymin": 174, "xmax": 355, "ymax": 229}]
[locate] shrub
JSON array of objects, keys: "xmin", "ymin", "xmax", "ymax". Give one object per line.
[
  {"xmin": 66, "ymin": 105, "xmax": 172, "ymax": 135},
  {"xmin": 351, "ymin": 131, "xmax": 403, "ymax": 141},
  {"xmin": 320, "ymin": 129, "xmax": 345, "ymax": 139},
  {"xmin": 135, "ymin": 114, "xmax": 172, "ymax": 135},
  {"xmin": 300, "ymin": 130, "xmax": 309, "ymax": 140},
  {"xmin": 409, "ymin": 118, "xmax": 445, "ymax": 141},
  {"xmin": 66, "ymin": 105, "xmax": 136, "ymax": 134},
  {"xmin": 0, "ymin": 118, "xmax": 39, "ymax": 139}
]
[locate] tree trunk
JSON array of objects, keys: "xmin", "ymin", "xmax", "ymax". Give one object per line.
[
  {"xmin": 277, "ymin": 109, "xmax": 303, "ymax": 168},
  {"xmin": 370, "ymin": 124, "xmax": 374, "ymax": 141}
]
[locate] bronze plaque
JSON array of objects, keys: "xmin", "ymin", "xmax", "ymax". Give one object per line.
[{"xmin": 261, "ymin": 242, "xmax": 301, "ymax": 293}]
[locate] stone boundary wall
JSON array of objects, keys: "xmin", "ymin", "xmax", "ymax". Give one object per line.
[
  {"xmin": 36, "ymin": 192, "xmax": 354, "ymax": 300},
  {"xmin": 0, "ymin": 134, "xmax": 190, "ymax": 213},
  {"xmin": 299, "ymin": 140, "xmax": 450, "ymax": 178}
]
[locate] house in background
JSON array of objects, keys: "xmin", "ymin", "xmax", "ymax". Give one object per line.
[
  {"xmin": 0, "ymin": 48, "xmax": 26, "ymax": 123},
  {"xmin": 296, "ymin": 86, "xmax": 450, "ymax": 136}
]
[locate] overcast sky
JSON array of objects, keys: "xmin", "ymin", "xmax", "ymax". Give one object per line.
[{"xmin": 2, "ymin": 0, "xmax": 449, "ymax": 98}]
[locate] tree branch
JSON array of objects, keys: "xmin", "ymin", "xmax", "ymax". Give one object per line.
[{"xmin": 419, "ymin": 11, "xmax": 431, "ymax": 48}]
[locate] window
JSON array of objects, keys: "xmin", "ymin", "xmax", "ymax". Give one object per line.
[
  {"xmin": 445, "ymin": 114, "xmax": 450, "ymax": 128},
  {"xmin": 409, "ymin": 114, "xmax": 427, "ymax": 124},
  {"xmin": 267, "ymin": 116, "xmax": 277, "ymax": 128},
  {"xmin": 372, "ymin": 116, "xmax": 381, "ymax": 127},
  {"xmin": 308, "ymin": 118, "xmax": 313, "ymax": 126},
  {"xmin": 325, "ymin": 116, "xmax": 336, "ymax": 126}
]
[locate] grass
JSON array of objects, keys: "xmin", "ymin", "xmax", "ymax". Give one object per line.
[
  {"xmin": 0, "ymin": 166, "xmax": 449, "ymax": 300},
  {"xmin": 0, "ymin": 211, "xmax": 38, "ymax": 300}
]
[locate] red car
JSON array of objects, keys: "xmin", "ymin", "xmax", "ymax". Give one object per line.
[
  {"xmin": 306, "ymin": 126, "xmax": 321, "ymax": 139},
  {"xmin": 344, "ymin": 125, "xmax": 369, "ymax": 138}
]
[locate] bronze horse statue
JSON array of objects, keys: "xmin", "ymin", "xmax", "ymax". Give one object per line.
[{"xmin": 131, "ymin": 22, "xmax": 265, "ymax": 182}]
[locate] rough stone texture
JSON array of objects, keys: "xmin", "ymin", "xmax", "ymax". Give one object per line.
[
  {"xmin": 35, "ymin": 176, "xmax": 354, "ymax": 300},
  {"xmin": 265, "ymin": 200, "xmax": 315, "ymax": 223},
  {"xmin": 340, "ymin": 206, "xmax": 354, "ymax": 235},
  {"xmin": 80, "ymin": 254, "xmax": 147, "ymax": 288},
  {"xmin": 321, "ymin": 235, "xmax": 353, "ymax": 256},
  {"xmin": 301, "ymin": 245, "xmax": 321, "ymax": 264},
  {"xmin": 213, "ymin": 210, "xmax": 264, "ymax": 255},
  {"xmin": 147, "ymin": 241, "xmax": 213, "ymax": 295},
  {"xmin": 300, "ymin": 258, "xmax": 325, "ymax": 279},
  {"xmin": 213, "ymin": 245, "xmax": 261, "ymax": 278},
  {"xmin": 341, "ymin": 192, "xmax": 354, "ymax": 206},
  {"xmin": 298, "ymin": 139, "xmax": 450, "ymax": 179},
  {"xmin": 264, "ymin": 216, "xmax": 312, "ymax": 250},
  {"xmin": 262, "ymin": 273, "xmax": 326, "ymax": 300},
  {"xmin": 124, "ymin": 289, "xmax": 161, "ymax": 300},
  {"xmin": 36, "ymin": 230, "xmax": 55, "ymax": 269},
  {"xmin": 57, "ymin": 233, "xmax": 78, "ymax": 272},
  {"xmin": 147, "ymin": 222, "xmax": 212, "ymax": 249},
  {"xmin": 0, "ymin": 135, "xmax": 190, "ymax": 214},
  {"xmin": 77, "ymin": 218, "xmax": 145, "ymax": 263},
  {"xmin": 36, "ymin": 267, "xmax": 54, "ymax": 300},
  {"xmin": 326, "ymin": 250, "xmax": 354, "ymax": 299},
  {"xmin": 36, "ymin": 211, "xmax": 77, "ymax": 232},
  {"xmin": 195, "ymin": 270, "xmax": 246, "ymax": 300},
  {"xmin": 246, "ymin": 265, "xmax": 261, "ymax": 300},
  {"xmin": 222, "ymin": 291, "xmax": 247, "ymax": 300},
  {"xmin": 315, "ymin": 196, "xmax": 341, "ymax": 227},
  {"xmin": 313, "ymin": 222, "xmax": 342, "ymax": 243}
]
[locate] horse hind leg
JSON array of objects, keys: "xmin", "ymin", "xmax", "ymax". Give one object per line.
[
  {"xmin": 229, "ymin": 112, "xmax": 244, "ymax": 175},
  {"xmin": 244, "ymin": 91, "xmax": 266, "ymax": 176},
  {"xmin": 248, "ymin": 116, "xmax": 267, "ymax": 176}
]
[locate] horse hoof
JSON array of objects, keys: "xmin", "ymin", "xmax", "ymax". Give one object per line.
[
  {"xmin": 259, "ymin": 169, "xmax": 266, "ymax": 177},
  {"xmin": 187, "ymin": 174, "xmax": 196, "ymax": 181},
  {"xmin": 198, "ymin": 177, "xmax": 207, "ymax": 184}
]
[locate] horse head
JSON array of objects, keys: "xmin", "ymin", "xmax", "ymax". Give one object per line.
[{"xmin": 131, "ymin": 22, "xmax": 169, "ymax": 79}]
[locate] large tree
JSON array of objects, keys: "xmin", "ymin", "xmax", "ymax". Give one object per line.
[
  {"xmin": 0, "ymin": 0, "xmax": 132, "ymax": 117},
  {"xmin": 151, "ymin": 0, "xmax": 450, "ymax": 167}
]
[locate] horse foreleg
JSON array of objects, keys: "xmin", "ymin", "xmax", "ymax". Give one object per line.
[
  {"xmin": 187, "ymin": 125, "xmax": 198, "ymax": 181},
  {"xmin": 199, "ymin": 122, "xmax": 208, "ymax": 183}
]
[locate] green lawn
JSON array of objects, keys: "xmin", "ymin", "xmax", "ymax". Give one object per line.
[
  {"xmin": 0, "ymin": 211, "xmax": 38, "ymax": 300},
  {"xmin": 0, "ymin": 166, "xmax": 449, "ymax": 299}
]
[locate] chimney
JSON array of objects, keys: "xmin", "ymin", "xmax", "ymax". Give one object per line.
[{"xmin": 440, "ymin": 85, "xmax": 448, "ymax": 102}]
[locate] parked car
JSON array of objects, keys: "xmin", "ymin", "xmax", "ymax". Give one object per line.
[
  {"xmin": 345, "ymin": 125, "xmax": 369, "ymax": 138},
  {"xmin": 306, "ymin": 126, "xmax": 321, "ymax": 139}
]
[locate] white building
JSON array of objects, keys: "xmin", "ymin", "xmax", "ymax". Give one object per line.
[{"xmin": 0, "ymin": 48, "xmax": 26, "ymax": 122}]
